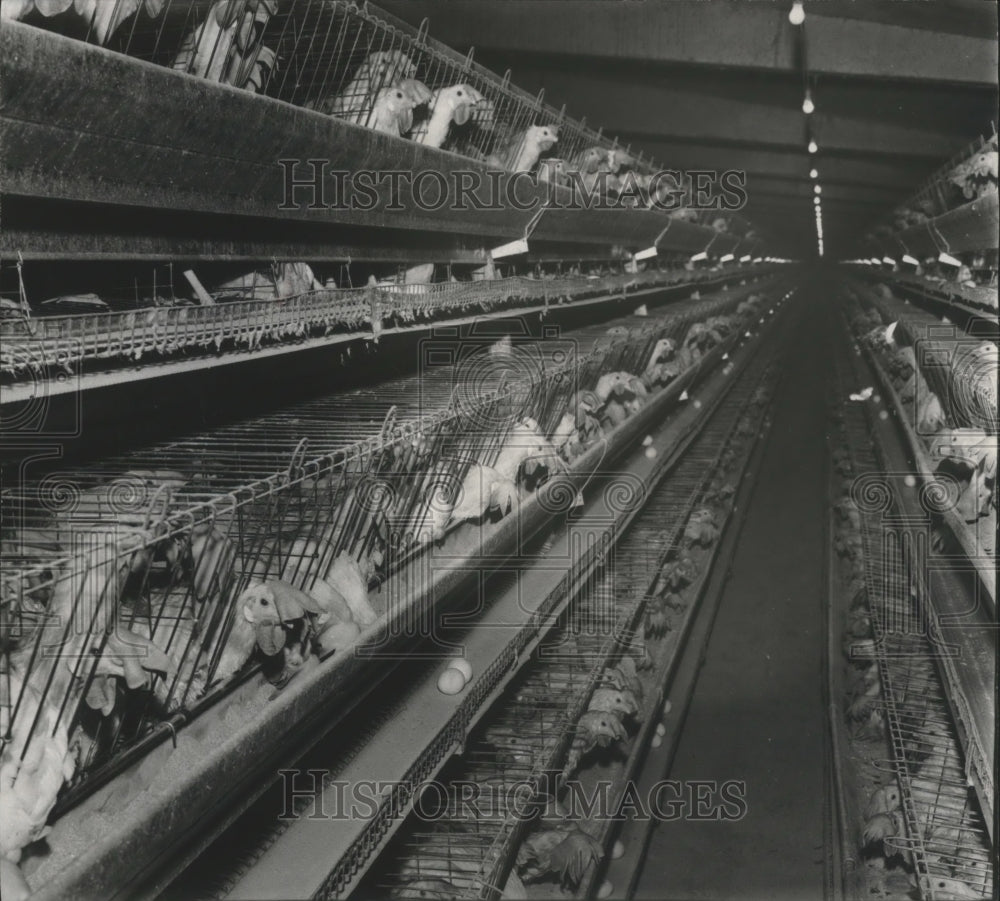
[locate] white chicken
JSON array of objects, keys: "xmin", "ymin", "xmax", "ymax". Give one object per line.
[
  {"xmin": 2, "ymin": 0, "xmax": 165, "ymax": 45},
  {"xmin": 487, "ymin": 125, "xmax": 559, "ymax": 173},
  {"xmin": 320, "ymin": 552, "xmax": 378, "ymax": 626},
  {"xmin": 366, "ymin": 80, "xmax": 433, "ymax": 137},
  {"xmin": 321, "ymin": 50, "xmax": 418, "ymax": 120},
  {"xmin": 0, "ymin": 670, "xmax": 76, "ymax": 871},
  {"xmin": 172, "ymin": 0, "xmax": 276, "ymax": 91},
  {"xmin": 448, "ymin": 463, "xmax": 518, "ymax": 527},
  {"xmin": 411, "ymin": 84, "xmax": 485, "ymax": 149}
]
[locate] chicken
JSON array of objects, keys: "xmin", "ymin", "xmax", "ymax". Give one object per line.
[
  {"xmin": 516, "ymin": 823, "xmax": 603, "ymax": 888},
  {"xmin": 411, "ymin": 84, "xmax": 485, "ymax": 149},
  {"xmin": 588, "ymin": 686, "xmax": 640, "ymax": 721},
  {"xmin": 322, "ymin": 552, "xmax": 378, "ymax": 626},
  {"xmin": 537, "ymin": 157, "xmax": 569, "ymax": 186},
  {"xmin": 172, "ymin": 0, "xmax": 276, "ymax": 91},
  {"xmin": 367, "ymin": 80, "xmax": 433, "ymax": 137},
  {"xmin": 187, "ymin": 521, "xmax": 235, "ymax": 602},
  {"xmin": 487, "ymin": 125, "xmax": 559, "ymax": 173},
  {"xmin": 565, "ymin": 147, "xmax": 611, "ymax": 199},
  {"xmin": 645, "ymin": 336, "xmax": 676, "ymax": 375},
  {"xmin": 0, "ymin": 855, "xmax": 32, "ymax": 901},
  {"xmin": 917, "ymin": 391, "xmax": 947, "ymax": 434},
  {"xmin": 655, "ymin": 552, "xmax": 699, "ymax": 593},
  {"xmin": 493, "ymin": 419, "xmax": 565, "ymax": 485},
  {"xmin": 449, "ymin": 463, "xmax": 518, "ymax": 527},
  {"xmin": 562, "ymin": 710, "xmax": 627, "ymax": 779},
  {"xmin": 594, "ymin": 371, "xmax": 630, "ymax": 404},
  {"xmin": 320, "ymin": 50, "xmax": 417, "ymax": 120},
  {"xmin": 682, "ymin": 507, "xmax": 719, "ymax": 547},
  {"xmin": 274, "ymin": 262, "xmax": 322, "ymax": 299},
  {"xmin": 0, "ymin": 670, "xmax": 76, "ymax": 868},
  {"xmin": 67, "ymin": 0, "xmax": 166, "ymax": 44},
  {"xmin": 82, "ymin": 625, "xmax": 177, "ymax": 714}
]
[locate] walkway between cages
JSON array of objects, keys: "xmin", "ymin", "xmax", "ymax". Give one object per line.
[{"xmin": 635, "ymin": 289, "xmax": 834, "ymax": 901}]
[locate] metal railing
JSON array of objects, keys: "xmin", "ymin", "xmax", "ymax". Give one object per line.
[{"xmin": 0, "ymin": 269, "xmax": 696, "ymax": 379}]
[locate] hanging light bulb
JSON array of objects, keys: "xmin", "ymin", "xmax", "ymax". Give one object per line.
[
  {"xmin": 814, "ymin": 184, "xmax": 822, "ymax": 195},
  {"xmin": 808, "ymin": 140, "xmax": 818, "ymax": 153},
  {"xmin": 802, "ymin": 90, "xmax": 815, "ymax": 115},
  {"xmin": 789, "ymin": 1, "xmax": 805, "ymax": 25},
  {"xmin": 813, "ymin": 196, "xmax": 821, "ymax": 205},
  {"xmin": 809, "ymin": 168, "xmax": 818, "ymax": 179}
]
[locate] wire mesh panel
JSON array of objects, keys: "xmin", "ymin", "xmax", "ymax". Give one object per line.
[
  {"xmin": 1, "ymin": 286, "xmax": 761, "ymax": 838},
  {"xmin": 5, "ymin": 0, "xmax": 660, "ymax": 179},
  {"xmin": 832, "ymin": 318, "xmax": 995, "ymax": 901},
  {"xmin": 0, "ymin": 270, "xmax": 693, "ymax": 381},
  {"xmin": 359, "ymin": 347, "xmax": 780, "ymax": 901}
]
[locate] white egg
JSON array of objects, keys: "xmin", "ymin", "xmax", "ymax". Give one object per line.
[
  {"xmin": 447, "ymin": 657, "xmax": 473, "ymax": 682},
  {"xmin": 651, "ymin": 734, "xmax": 663, "ymax": 748},
  {"xmin": 437, "ymin": 667, "xmax": 466, "ymax": 695},
  {"xmin": 663, "ymin": 699, "xmax": 673, "ymax": 715},
  {"xmin": 597, "ymin": 879, "xmax": 614, "ymax": 899},
  {"xmin": 643, "ymin": 435, "xmax": 654, "ymax": 447},
  {"xmin": 645, "ymin": 447, "xmax": 657, "ymax": 460},
  {"xmin": 655, "ymin": 723, "xmax": 666, "ymax": 737},
  {"xmin": 611, "ymin": 839, "xmax": 625, "ymax": 860}
]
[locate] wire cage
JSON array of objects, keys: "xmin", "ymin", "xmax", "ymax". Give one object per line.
[
  {"xmin": 0, "ymin": 270, "xmax": 690, "ymax": 382},
  {"xmin": 865, "ymin": 125, "xmax": 998, "ymax": 244},
  {"xmin": 362, "ymin": 350, "xmax": 780, "ymax": 901},
  {"xmin": 1, "ymin": 288, "xmax": 751, "ymax": 825},
  {"xmin": 833, "ymin": 328, "xmax": 995, "ymax": 901},
  {"xmin": 7, "ymin": 0, "xmax": 659, "ymax": 180}
]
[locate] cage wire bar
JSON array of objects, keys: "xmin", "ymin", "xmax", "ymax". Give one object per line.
[
  {"xmin": 361, "ymin": 354, "xmax": 778, "ymax": 901},
  {"xmin": 5, "ymin": 0, "xmax": 757, "ymax": 246},
  {"xmin": 1, "ymin": 286, "xmax": 762, "ymax": 817},
  {"xmin": 865, "ymin": 126, "xmax": 998, "ymax": 246},
  {"xmin": 11, "ymin": 0, "xmax": 650, "ymax": 178},
  {"xmin": 0, "ymin": 269, "xmax": 707, "ymax": 381},
  {"xmin": 833, "ymin": 324, "xmax": 994, "ymax": 901}
]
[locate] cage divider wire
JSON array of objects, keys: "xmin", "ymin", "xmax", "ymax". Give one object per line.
[
  {"xmin": 2, "ymin": 285, "xmax": 764, "ymax": 820},
  {"xmin": 832, "ymin": 314, "xmax": 994, "ymax": 901},
  {"xmin": 365, "ymin": 343, "xmax": 781, "ymax": 901}
]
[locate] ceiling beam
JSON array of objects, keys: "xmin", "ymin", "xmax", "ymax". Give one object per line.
[
  {"xmin": 472, "ymin": 68, "xmax": 973, "ymax": 160},
  {"xmin": 382, "ymin": 1, "xmax": 998, "ymax": 85}
]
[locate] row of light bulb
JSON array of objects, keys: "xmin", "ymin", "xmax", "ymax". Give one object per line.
[{"xmin": 789, "ymin": 3, "xmax": 823, "ymax": 255}]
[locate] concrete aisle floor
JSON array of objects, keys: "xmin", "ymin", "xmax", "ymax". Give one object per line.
[{"xmin": 635, "ymin": 294, "xmax": 834, "ymax": 901}]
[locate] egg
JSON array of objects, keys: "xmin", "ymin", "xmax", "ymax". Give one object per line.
[
  {"xmin": 663, "ymin": 700, "xmax": 672, "ymax": 716},
  {"xmin": 597, "ymin": 880, "xmax": 614, "ymax": 899},
  {"xmin": 642, "ymin": 435, "xmax": 654, "ymax": 447},
  {"xmin": 644, "ymin": 447, "xmax": 657, "ymax": 460},
  {"xmin": 651, "ymin": 734, "xmax": 663, "ymax": 749},
  {"xmin": 447, "ymin": 657, "xmax": 473, "ymax": 682},
  {"xmin": 437, "ymin": 667, "xmax": 466, "ymax": 695},
  {"xmin": 611, "ymin": 839, "xmax": 625, "ymax": 860},
  {"xmin": 655, "ymin": 723, "xmax": 666, "ymax": 737}
]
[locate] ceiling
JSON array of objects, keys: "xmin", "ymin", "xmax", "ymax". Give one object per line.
[{"xmin": 380, "ymin": 0, "xmax": 998, "ymax": 260}]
